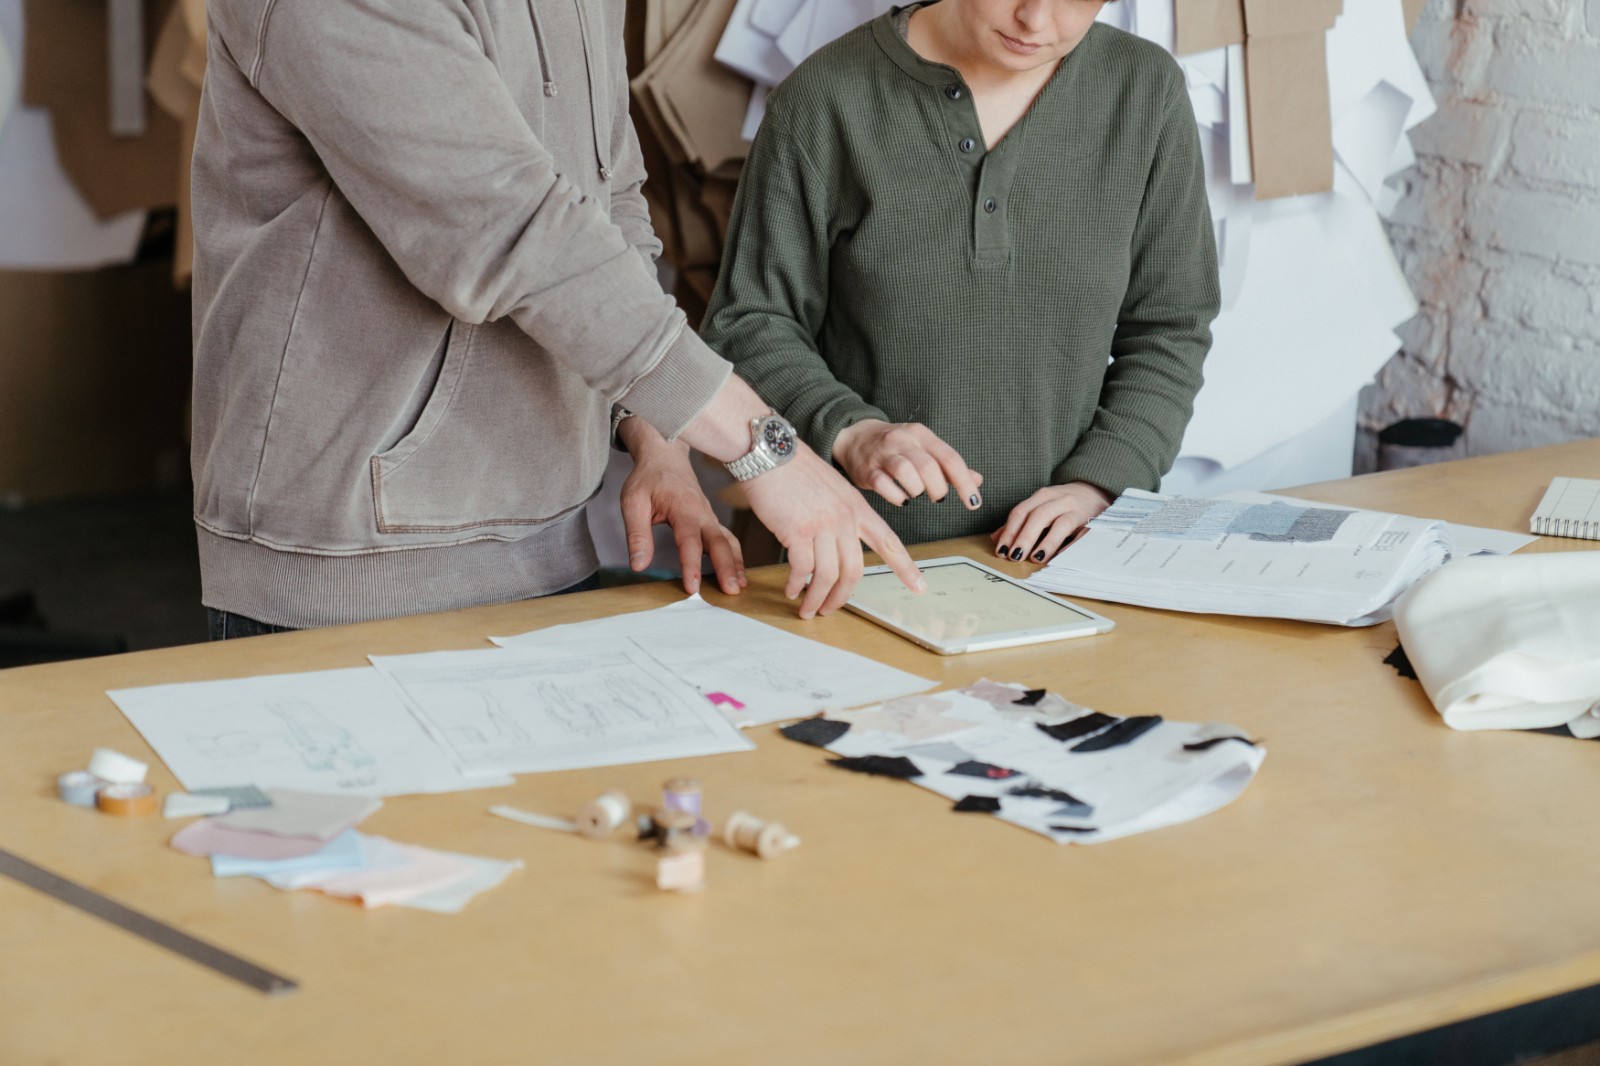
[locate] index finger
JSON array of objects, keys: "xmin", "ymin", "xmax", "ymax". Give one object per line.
[
  {"xmin": 923, "ymin": 437, "xmax": 983, "ymax": 510},
  {"xmin": 856, "ymin": 512, "xmax": 925, "ymax": 595}
]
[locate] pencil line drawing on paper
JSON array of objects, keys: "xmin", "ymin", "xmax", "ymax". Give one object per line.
[
  {"xmin": 373, "ymin": 648, "xmax": 754, "ymax": 775},
  {"xmin": 186, "ymin": 732, "xmax": 261, "ymax": 760},
  {"xmin": 264, "ymin": 699, "xmax": 379, "ymax": 788}
]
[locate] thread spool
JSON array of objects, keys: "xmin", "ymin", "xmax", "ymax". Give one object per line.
[
  {"xmin": 662, "ymin": 776, "xmax": 709, "ymax": 835},
  {"xmin": 723, "ymin": 810, "xmax": 801, "ymax": 860},
  {"xmin": 576, "ymin": 791, "xmax": 631, "ymax": 838},
  {"xmin": 653, "ymin": 808, "xmax": 697, "ymax": 850},
  {"xmin": 57, "ymin": 770, "xmax": 105, "ymax": 808},
  {"xmin": 96, "ymin": 783, "xmax": 157, "ymax": 816}
]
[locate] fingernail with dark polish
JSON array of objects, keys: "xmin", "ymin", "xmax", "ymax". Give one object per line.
[
  {"xmin": 997, "ymin": 545, "xmax": 1009, "ymax": 557},
  {"xmin": 1033, "ymin": 551, "xmax": 1046, "ymax": 562},
  {"xmin": 969, "ymin": 494, "xmax": 980, "ymax": 508},
  {"xmin": 1011, "ymin": 548, "xmax": 1024, "ymax": 561}
]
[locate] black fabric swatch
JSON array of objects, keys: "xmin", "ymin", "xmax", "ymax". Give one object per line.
[
  {"xmin": 1037, "ymin": 713, "xmax": 1118, "ymax": 743},
  {"xmin": 1182, "ymin": 735, "xmax": 1259, "ymax": 752},
  {"xmin": 948, "ymin": 760, "xmax": 1021, "ymax": 780},
  {"xmin": 1013, "ymin": 688, "xmax": 1048, "ymax": 706},
  {"xmin": 1384, "ymin": 644, "xmax": 1418, "ymax": 681},
  {"xmin": 1007, "ymin": 783, "xmax": 1093, "ymax": 814},
  {"xmin": 1048, "ymin": 825, "xmax": 1097, "ymax": 835},
  {"xmin": 953, "ymin": 795, "xmax": 1002, "ymax": 813},
  {"xmin": 781, "ymin": 716, "xmax": 852, "ymax": 748},
  {"xmin": 1071, "ymin": 715, "xmax": 1163, "ymax": 752},
  {"xmin": 828, "ymin": 755, "xmax": 922, "ymax": 779}
]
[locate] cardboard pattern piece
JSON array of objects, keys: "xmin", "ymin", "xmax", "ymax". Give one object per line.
[
  {"xmin": 1174, "ymin": 0, "xmax": 1344, "ymax": 201},
  {"xmin": 22, "ymin": 0, "xmax": 179, "ymax": 218}
]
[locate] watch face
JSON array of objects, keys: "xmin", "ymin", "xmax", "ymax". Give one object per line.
[{"xmin": 760, "ymin": 416, "xmax": 797, "ymax": 459}]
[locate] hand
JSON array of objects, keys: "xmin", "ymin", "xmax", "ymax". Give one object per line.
[
  {"xmin": 832, "ymin": 419, "xmax": 984, "ymax": 509},
  {"xmin": 618, "ymin": 417, "xmax": 746, "ymax": 596},
  {"xmin": 991, "ymin": 482, "xmax": 1115, "ymax": 563},
  {"xmin": 741, "ymin": 443, "xmax": 927, "ymax": 619}
]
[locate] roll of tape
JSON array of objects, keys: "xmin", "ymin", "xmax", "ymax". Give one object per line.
[
  {"xmin": 87, "ymin": 748, "xmax": 148, "ymax": 786},
  {"xmin": 57, "ymin": 771, "xmax": 105, "ymax": 808},
  {"xmin": 96, "ymin": 783, "xmax": 157, "ymax": 817}
]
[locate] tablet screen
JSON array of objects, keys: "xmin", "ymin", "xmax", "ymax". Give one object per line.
[{"xmin": 850, "ymin": 558, "xmax": 1106, "ymax": 647}]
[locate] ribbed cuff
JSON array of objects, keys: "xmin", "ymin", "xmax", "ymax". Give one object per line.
[
  {"xmin": 808, "ymin": 399, "xmax": 892, "ymax": 465},
  {"xmin": 1052, "ymin": 446, "xmax": 1158, "ymax": 499},
  {"xmin": 619, "ymin": 327, "xmax": 732, "ymax": 442}
]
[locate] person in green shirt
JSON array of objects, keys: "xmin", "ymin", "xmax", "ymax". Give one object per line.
[{"xmin": 702, "ymin": 0, "xmax": 1219, "ymax": 563}]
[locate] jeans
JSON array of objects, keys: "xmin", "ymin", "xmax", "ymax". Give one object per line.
[{"xmin": 206, "ymin": 571, "xmax": 603, "ymax": 641}]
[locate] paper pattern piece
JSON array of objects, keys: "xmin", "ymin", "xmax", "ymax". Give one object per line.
[
  {"xmin": 108, "ymin": 667, "xmax": 510, "ymax": 796},
  {"xmin": 1028, "ymin": 489, "xmax": 1452, "ymax": 626},
  {"xmin": 800, "ymin": 685, "xmax": 1264, "ymax": 844},
  {"xmin": 0, "ymin": 0, "xmax": 146, "ymax": 269},
  {"xmin": 492, "ymin": 595, "xmax": 934, "ymax": 727},
  {"xmin": 369, "ymin": 645, "xmax": 754, "ymax": 776},
  {"xmin": 1105, "ymin": 0, "xmax": 1438, "ymax": 479}
]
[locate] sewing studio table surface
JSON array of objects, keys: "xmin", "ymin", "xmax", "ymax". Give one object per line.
[{"xmin": 4, "ymin": 439, "xmax": 1600, "ymax": 1066}]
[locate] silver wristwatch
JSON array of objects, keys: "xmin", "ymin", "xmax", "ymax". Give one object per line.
[{"xmin": 724, "ymin": 412, "xmax": 798, "ymax": 481}]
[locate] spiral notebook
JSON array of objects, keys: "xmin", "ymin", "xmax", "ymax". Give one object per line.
[{"xmin": 1530, "ymin": 477, "xmax": 1600, "ymax": 540}]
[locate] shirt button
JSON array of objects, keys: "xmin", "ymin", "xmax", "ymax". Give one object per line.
[
  {"xmin": 944, "ymin": 84, "xmax": 964, "ymax": 100},
  {"xmin": 983, "ymin": 197, "xmax": 997, "ymax": 213},
  {"xmin": 958, "ymin": 137, "xmax": 976, "ymax": 153}
]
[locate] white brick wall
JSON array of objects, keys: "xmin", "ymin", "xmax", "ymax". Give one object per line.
[{"xmin": 1360, "ymin": 0, "xmax": 1600, "ymax": 468}]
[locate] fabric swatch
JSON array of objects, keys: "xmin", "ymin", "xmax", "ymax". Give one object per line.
[
  {"xmin": 1182, "ymin": 735, "xmax": 1259, "ymax": 752},
  {"xmin": 828, "ymin": 755, "xmax": 922, "ymax": 779},
  {"xmin": 947, "ymin": 760, "xmax": 1021, "ymax": 780},
  {"xmin": 214, "ymin": 788, "xmax": 382, "ymax": 840},
  {"xmin": 952, "ymin": 795, "xmax": 1002, "ymax": 813},
  {"xmin": 1071, "ymin": 716, "xmax": 1163, "ymax": 753},
  {"xmin": 1383, "ymin": 644, "xmax": 1417, "ymax": 680},
  {"xmin": 780, "ymin": 716, "xmax": 852, "ymax": 748},
  {"xmin": 1037, "ymin": 713, "xmax": 1119, "ymax": 743}
]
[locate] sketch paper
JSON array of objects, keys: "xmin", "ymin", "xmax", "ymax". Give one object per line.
[
  {"xmin": 1027, "ymin": 489, "xmax": 1452, "ymax": 626},
  {"xmin": 812, "ymin": 686, "xmax": 1264, "ymax": 844},
  {"xmin": 492, "ymin": 596, "xmax": 934, "ymax": 727},
  {"xmin": 370, "ymin": 644, "xmax": 754, "ymax": 776},
  {"xmin": 108, "ymin": 667, "xmax": 511, "ymax": 797},
  {"xmin": 1226, "ymin": 491, "xmax": 1537, "ymax": 557}
]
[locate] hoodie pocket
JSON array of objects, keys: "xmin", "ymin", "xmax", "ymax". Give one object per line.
[{"xmin": 369, "ymin": 320, "xmax": 605, "ymax": 535}]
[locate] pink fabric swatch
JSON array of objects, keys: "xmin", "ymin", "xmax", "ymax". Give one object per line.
[{"xmin": 170, "ymin": 819, "xmax": 334, "ymax": 861}]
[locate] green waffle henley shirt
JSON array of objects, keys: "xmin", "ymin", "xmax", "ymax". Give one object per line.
[{"xmin": 702, "ymin": 10, "xmax": 1220, "ymax": 545}]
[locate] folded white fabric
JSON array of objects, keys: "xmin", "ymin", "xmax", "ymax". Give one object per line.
[{"xmin": 1394, "ymin": 552, "xmax": 1600, "ymax": 733}]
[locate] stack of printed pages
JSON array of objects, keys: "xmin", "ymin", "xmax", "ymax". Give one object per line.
[{"xmin": 1026, "ymin": 490, "xmax": 1453, "ymax": 627}]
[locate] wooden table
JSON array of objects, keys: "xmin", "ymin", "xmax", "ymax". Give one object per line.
[{"xmin": 4, "ymin": 441, "xmax": 1599, "ymax": 1066}]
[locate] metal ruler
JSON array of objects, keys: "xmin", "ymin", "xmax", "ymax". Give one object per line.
[{"xmin": 0, "ymin": 847, "xmax": 298, "ymax": 996}]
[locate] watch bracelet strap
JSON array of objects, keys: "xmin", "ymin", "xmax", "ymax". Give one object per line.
[{"xmin": 726, "ymin": 448, "xmax": 777, "ymax": 481}]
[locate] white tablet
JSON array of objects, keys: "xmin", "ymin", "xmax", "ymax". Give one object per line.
[{"xmin": 846, "ymin": 556, "xmax": 1115, "ymax": 655}]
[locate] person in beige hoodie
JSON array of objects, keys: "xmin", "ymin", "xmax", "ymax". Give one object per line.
[{"xmin": 191, "ymin": 0, "xmax": 924, "ymax": 636}]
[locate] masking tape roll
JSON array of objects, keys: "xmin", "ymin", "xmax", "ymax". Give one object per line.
[
  {"xmin": 58, "ymin": 771, "xmax": 105, "ymax": 808},
  {"xmin": 87, "ymin": 748, "xmax": 148, "ymax": 786},
  {"xmin": 96, "ymin": 783, "xmax": 157, "ymax": 817}
]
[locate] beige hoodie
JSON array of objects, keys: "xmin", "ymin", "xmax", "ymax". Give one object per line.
[{"xmin": 191, "ymin": 0, "xmax": 730, "ymax": 626}]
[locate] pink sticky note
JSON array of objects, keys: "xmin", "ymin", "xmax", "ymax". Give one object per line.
[
  {"xmin": 706, "ymin": 692, "xmax": 745, "ymax": 711},
  {"xmin": 170, "ymin": 819, "xmax": 335, "ymax": 861}
]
